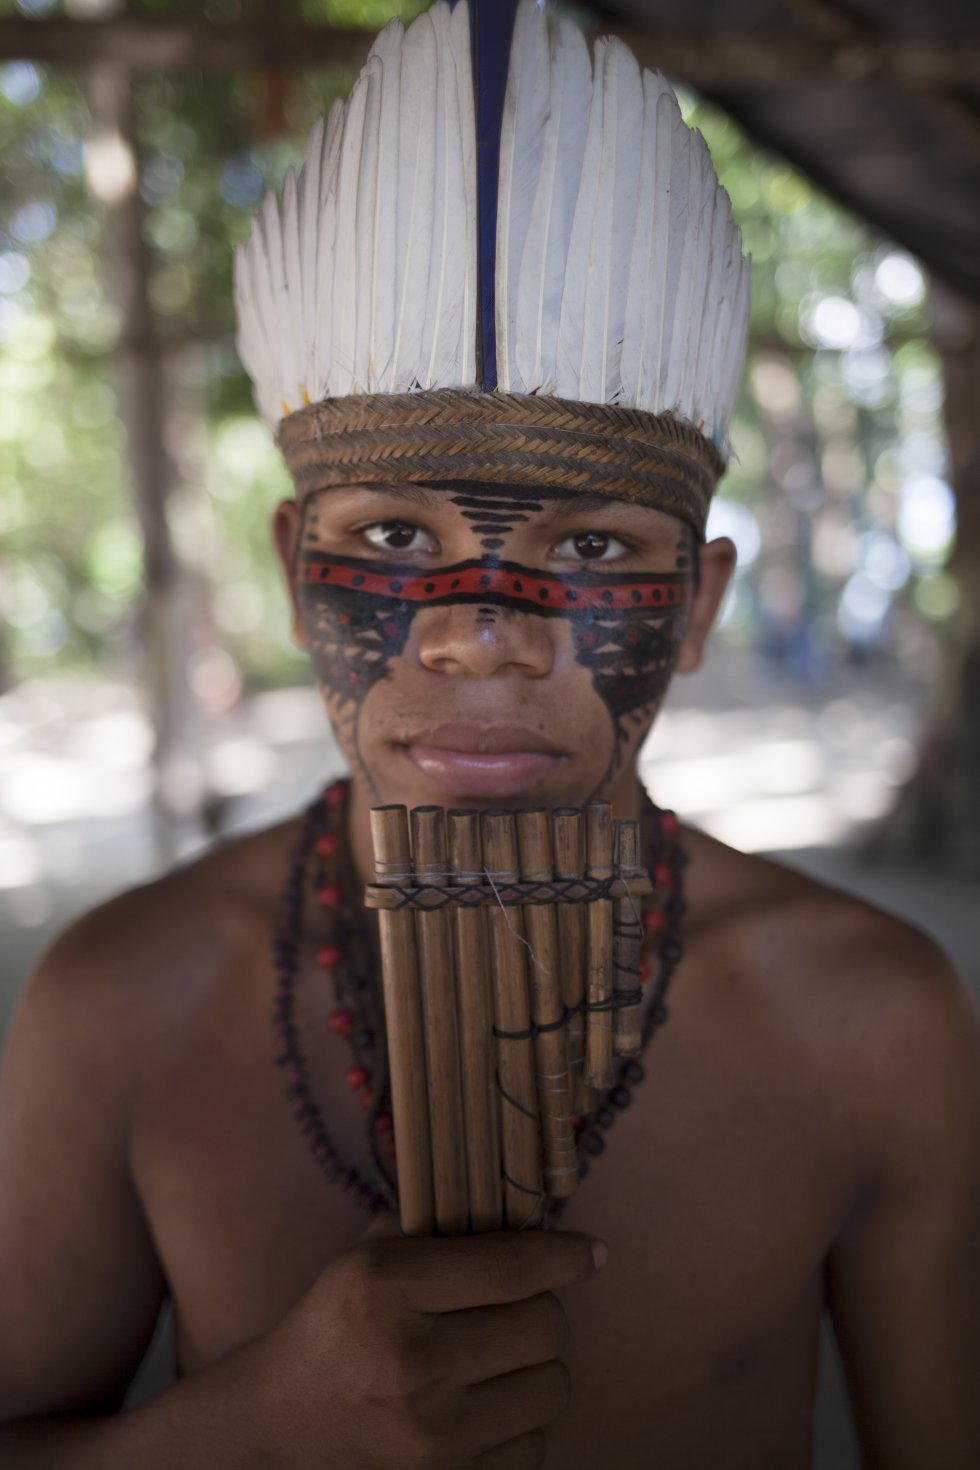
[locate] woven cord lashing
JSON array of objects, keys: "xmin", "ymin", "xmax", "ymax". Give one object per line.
[{"xmin": 276, "ymin": 390, "xmax": 724, "ymax": 539}]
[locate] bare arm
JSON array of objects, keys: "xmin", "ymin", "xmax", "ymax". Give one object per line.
[
  {"xmin": 0, "ymin": 901, "xmax": 168, "ymax": 1424},
  {"xmin": 828, "ymin": 933, "xmax": 980, "ymax": 1470}
]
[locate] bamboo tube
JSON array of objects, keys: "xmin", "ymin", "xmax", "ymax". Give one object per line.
[
  {"xmin": 481, "ymin": 811, "xmax": 544, "ymax": 1229},
  {"xmin": 553, "ymin": 809, "xmax": 589, "ymax": 1117},
  {"xmin": 612, "ymin": 820, "xmax": 644, "ymax": 1058},
  {"xmin": 585, "ymin": 802, "xmax": 615, "ymax": 1091},
  {"xmin": 369, "ymin": 806, "xmax": 433, "ymax": 1236},
  {"xmin": 411, "ymin": 807, "xmax": 468, "ymax": 1236},
  {"xmin": 447, "ymin": 810, "xmax": 502, "ymax": 1233},
  {"xmin": 516, "ymin": 810, "xmax": 578, "ymax": 1200}
]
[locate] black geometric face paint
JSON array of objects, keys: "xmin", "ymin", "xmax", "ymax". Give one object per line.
[
  {"xmin": 297, "ymin": 533, "xmax": 695, "ymax": 791},
  {"xmin": 428, "ymin": 479, "xmax": 573, "ymax": 553}
]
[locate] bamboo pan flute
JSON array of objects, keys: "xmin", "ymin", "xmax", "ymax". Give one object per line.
[{"xmin": 365, "ymin": 804, "xmax": 653, "ymax": 1236}]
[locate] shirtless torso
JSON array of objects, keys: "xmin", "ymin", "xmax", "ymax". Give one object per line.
[{"xmin": 4, "ymin": 806, "xmax": 975, "ymax": 1468}]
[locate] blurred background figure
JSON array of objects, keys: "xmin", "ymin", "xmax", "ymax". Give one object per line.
[{"xmin": 1, "ymin": 1, "xmax": 978, "ymax": 1463}]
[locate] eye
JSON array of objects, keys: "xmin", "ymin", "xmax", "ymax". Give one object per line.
[
  {"xmin": 360, "ymin": 521, "xmax": 437, "ymax": 554},
  {"xmin": 553, "ymin": 531, "xmax": 629, "ymax": 563}
]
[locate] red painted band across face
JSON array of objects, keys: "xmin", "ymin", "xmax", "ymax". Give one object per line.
[{"xmin": 298, "ymin": 552, "xmax": 693, "ymax": 616}]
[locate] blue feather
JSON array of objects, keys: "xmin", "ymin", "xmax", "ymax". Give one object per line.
[{"xmin": 450, "ymin": 0, "xmax": 521, "ymax": 391}]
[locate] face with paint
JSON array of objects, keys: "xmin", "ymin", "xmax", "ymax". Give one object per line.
[{"xmin": 272, "ymin": 482, "xmax": 734, "ymax": 814}]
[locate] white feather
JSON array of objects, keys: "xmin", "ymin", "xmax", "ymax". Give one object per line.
[
  {"xmin": 717, "ymin": 244, "xmax": 751, "ymax": 441},
  {"xmin": 513, "ymin": 14, "xmax": 591, "ymax": 393},
  {"xmin": 597, "ymin": 38, "xmax": 643, "ymax": 402},
  {"xmin": 297, "ymin": 113, "xmax": 325, "ymax": 403},
  {"xmin": 281, "ymin": 166, "xmax": 305, "ymax": 410},
  {"xmin": 674, "ymin": 133, "xmax": 713, "ymax": 418},
  {"xmin": 352, "ymin": 59, "xmax": 382, "ymax": 392},
  {"xmin": 554, "ymin": 38, "xmax": 605, "ymax": 397},
  {"xmin": 256, "ymin": 190, "xmax": 291, "ymax": 418},
  {"xmin": 556, "ymin": 38, "xmax": 642, "ymax": 402},
  {"xmin": 233, "ymin": 240, "xmax": 275, "ymax": 423},
  {"xmin": 655, "ymin": 101, "xmax": 699, "ymax": 415},
  {"xmin": 691, "ymin": 182, "xmax": 731, "ymax": 429},
  {"xmin": 331, "ymin": 70, "xmax": 371, "ymax": 397},
  {"xmin": 449, "ymin": 0, "xmax": 477, "ymax": 386},
  {"xmin": 620, "ymin": 71, "xmax": 672, "ymax": 407},
  {"xmin": 390, "ymin": 10, "xmax": 437, "ymax": 390},
  {"xmin": 496, "ymin": 0, "xmax": 549, "ymax": 391},
  {"xmin": 311, "ymin": 99, "xmax": 344, "ymax": 399},
  {"xmin": 421, "ymin": 5, "xmax": 465, "ymax": 387},
  {"xmin": 366, "ymin": 23, "xmax": 403, "ymax": 391}
]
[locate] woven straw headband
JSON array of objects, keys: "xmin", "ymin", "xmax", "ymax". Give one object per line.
[{"xmin": 276, "ymin": 391, "xmax": 724, "ymax": 541}]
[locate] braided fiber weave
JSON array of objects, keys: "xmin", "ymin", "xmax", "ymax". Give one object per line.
[{"xmin": 276, "ymin": 390, "xmax": 725, "ymax": 539}]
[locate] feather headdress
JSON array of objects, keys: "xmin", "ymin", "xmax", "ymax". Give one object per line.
[{"xmin": 234, "ymin": 0, "xmax": 750, "ymax": 533}]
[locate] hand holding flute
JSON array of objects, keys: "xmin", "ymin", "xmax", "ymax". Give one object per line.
[{"xmin": 243, "ymin": 1223, "xmax": 607, "ymax": 1469}]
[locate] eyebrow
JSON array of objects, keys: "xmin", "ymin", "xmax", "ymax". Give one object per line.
[{"xmin": 534, "ymin": 493, "xmax": 640, "ymax": 523}]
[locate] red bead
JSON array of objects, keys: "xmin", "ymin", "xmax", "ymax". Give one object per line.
[
  {"xmin": 329, "ymin": 1007, "xmax": 354, "ymax": 1034},
  {"xmin": 375, "ymin": 1109, "xmax": 394, "ymax": 1133},
  {"xmin": 654, "ymin": 864, "xmax": 674, "ymax": 889},
  {"xmin": 571, "ymin": 1113, "xmax": 583, "ymax": 1132},
  {"xmin": 358, "ymin": 1087, "xmax": 375, "ymax": 1112},
  {"xmin": 345, "ymin": 1064, "xmax": 370, "ymax": 1089},
  {"xmin": 315, "ymin": 833, "xmax": 339, "ymax": 857},
  {"xmin": 325, "ymin": 782, "xmax": 346, "ymax": 807},
  {"xmin": 661, "ymin": 812, "xmax": 679, "ymax": 835},
  {"xmin": 317, "ymin": 883, "xmax": 343, "ymax": 908},
  {"xmin": 383, "ymin": 1136, "xmax": 397, "ymax": 1158},
  {"xmin": 643, "ymin": 909, "xmax": 665, "ymax": 933},
  {"xmin": 639, "ymin": 960, "xmax": 651, "ymax": 984},
  {"xmin": 316, "ymin": 943, "xmax": 344, "ymax": 969}
]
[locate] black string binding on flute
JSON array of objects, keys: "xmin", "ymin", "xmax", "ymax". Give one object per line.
[{"xmin": 492, "ymin": 991, "xmax": 643, "ymax": 1043}]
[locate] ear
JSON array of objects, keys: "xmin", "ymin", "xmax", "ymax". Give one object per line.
[
  {"xmin": 271, "ymin": 498, "xmax": 308, "ymax": 649},
  {"xmin": 674, "ymin": 536, "xmax": 736, "ymax": 675}
]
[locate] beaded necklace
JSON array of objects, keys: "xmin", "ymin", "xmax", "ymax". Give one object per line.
[{"xmin": 272, "ymin": 780, "xmax": 687, "ymax": 1221}]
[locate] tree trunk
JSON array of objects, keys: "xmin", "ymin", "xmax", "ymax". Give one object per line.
[
  {"xmin": 76, "ymin": 0, "xmax": 206, "ymax": 862},
  {"xmin": 872, "ymin": 282, "xmax": 980, "ymax": 871}
]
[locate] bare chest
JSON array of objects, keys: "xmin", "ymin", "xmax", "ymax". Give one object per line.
[{"xmin": 132, "ymin": 949, "xmax": 845, "ymax": 1468}]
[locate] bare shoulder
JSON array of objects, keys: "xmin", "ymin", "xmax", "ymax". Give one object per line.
[
  {"xmin": 682, "ymin": 824, "xmax": 980, "ymax": 1181},
  {"xmin": 15, "ymin": 814, "xmax": 303, "ymax": 1070}
]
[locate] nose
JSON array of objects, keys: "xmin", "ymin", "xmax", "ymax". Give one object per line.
[{"xmin": 415, "ymin": 603, "xmax": 556, "ymax": 680}]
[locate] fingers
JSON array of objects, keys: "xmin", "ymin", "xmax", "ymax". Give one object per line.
[
  {"xmin": 472, "ymin": 1428, "xmax": 548, "ymax": 1470},
  {"xmin": 433, "ymin": 1292, "xmax": 570, "ymax": 1385},
  {"xmin": 370, "ymin": 1230, "xmax": 606, "ymax": 1314},
  {"xmin": 461, "ymin": 1359, "xmax": 571, "ymax": 1451}
]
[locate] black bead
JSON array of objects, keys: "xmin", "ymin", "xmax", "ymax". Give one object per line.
[
  {"xmin": 585, "ymin": 1131, "xmax": 605, "ymax": 1156},
  {"xmin": 660, "ymin": 938, "xmax": 682, "ymax": 964},
  {"xmin": 609, "ymin": 1085, "xmax": 632, "ymax": 1109},
  {"xmin": 596, "ymin": 1106, "xmax": 615, "ymax": 1129},
  {"xmin": 622, "ymin": 1060, "xmax": 645, "ymax": 1085},
  {"xmin": 651, "ymin": 1002, "xmax": 668, "ymax": 1025},
  {"xmin": 579, "ymin": 1159, "xmax": 590, "ymax": 1178},
  {"xmin": 354, "ymin": 1028, "xmax": 374, "ymax": 1048},
  {"xmin": 667, "ymin": 895, "xmax": 686, "ymax": 918}
]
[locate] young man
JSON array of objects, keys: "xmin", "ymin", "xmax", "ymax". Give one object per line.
[{"xmin": 1, "ymin": 2, "xmax": 978, "ymax": 1467}]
